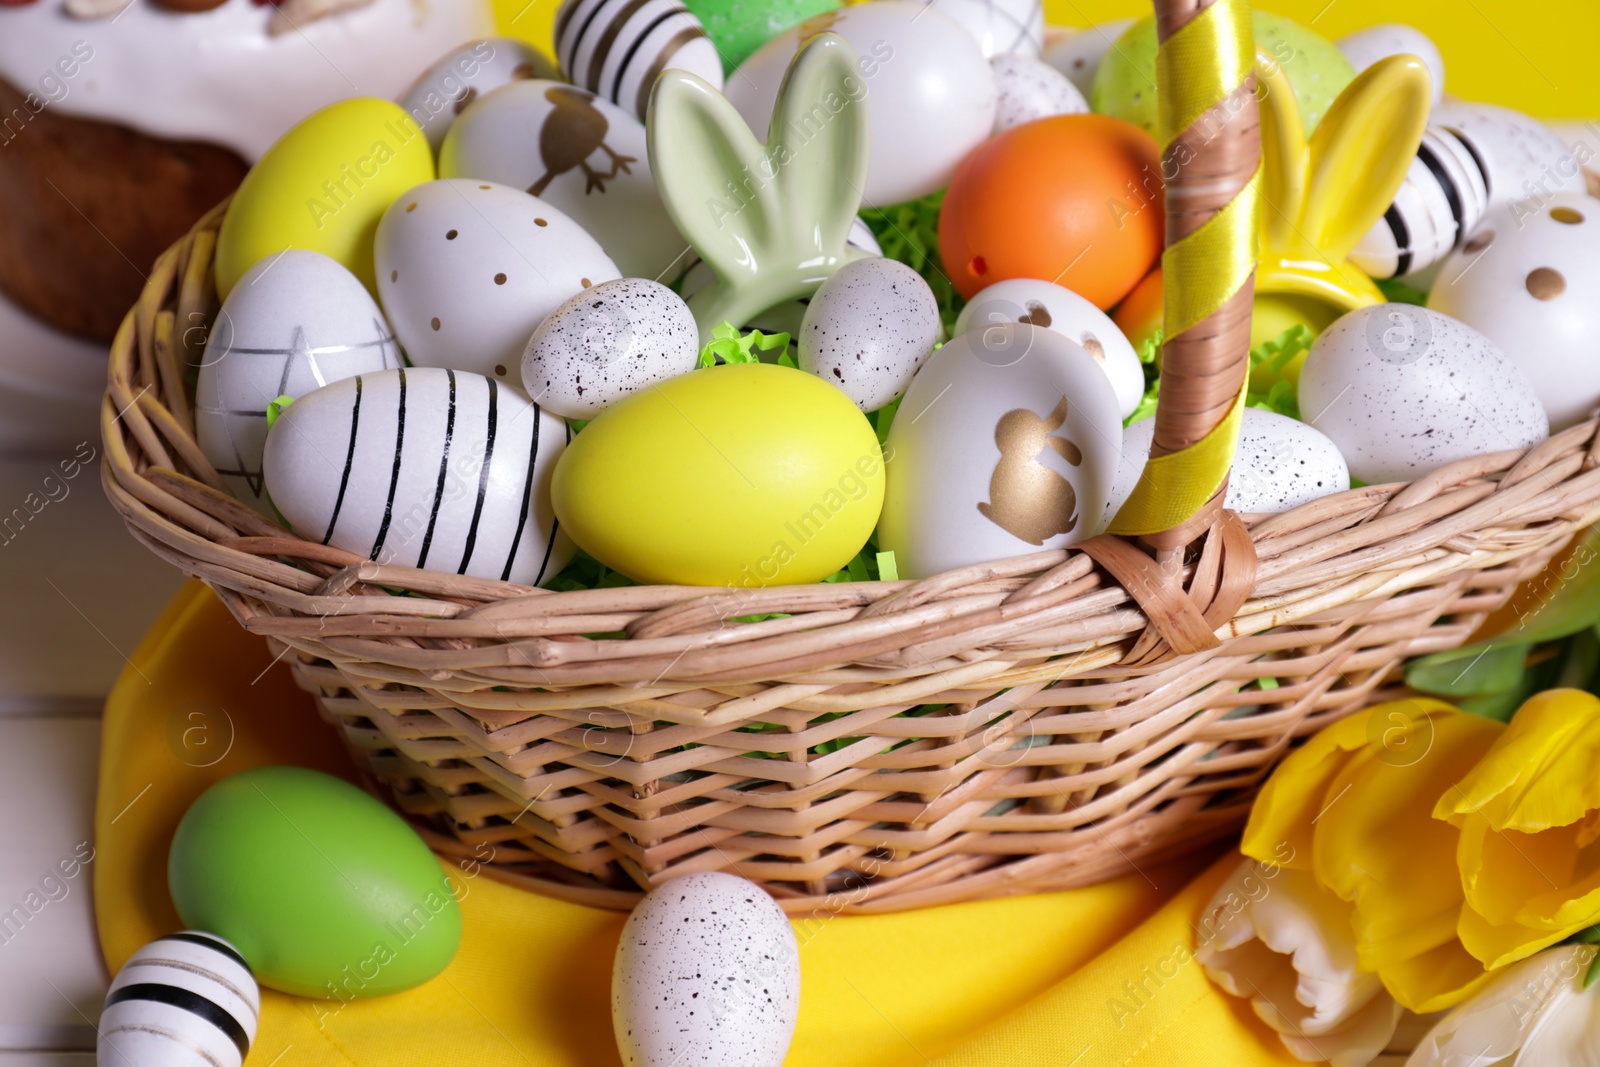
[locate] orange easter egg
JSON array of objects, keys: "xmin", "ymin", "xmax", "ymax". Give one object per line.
[
  {"xmin": 938, "ymin": 114, "xmax": 1163, "ymax": 310},
  {"xmin": 1113, "ymin": 265, "xmax": 1163, "ymax": 355}
]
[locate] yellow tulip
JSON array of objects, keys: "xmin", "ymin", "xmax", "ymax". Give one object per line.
[
  {"xmin": 1242, "ymin": 699, "xmax": 1504, "ymax": 1012},
  {"xmin": 1435, "ymin": 688, "xmax": 1600, "ymax": 969}
]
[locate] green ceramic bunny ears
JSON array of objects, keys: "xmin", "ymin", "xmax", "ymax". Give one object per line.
[{"xmin": 647, "ymin": 33, "xmax": 871, "ymax": 339}]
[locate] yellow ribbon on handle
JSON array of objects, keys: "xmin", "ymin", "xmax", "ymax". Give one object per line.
[{"xmin": 1107, "ymin": 0, "xmax": 1259, "ymax": 538}]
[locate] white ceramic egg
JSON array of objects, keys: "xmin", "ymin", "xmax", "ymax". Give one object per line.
[
  {"xmin": 907, "ymin": 0, "xmax": 1043, "ymax": 58},
  {"xmin": 264, "ymin": 368, "xmax": 573, "ymax": 585},
  {"xmin": 990, "ymin": 53, "xmax": 1087, "ymax": 132},
  {"xmin": 375, "ymin": 179, "xmax": 620, "ymax": 384},
  {"xmin": 555, "ymin": 0, "xmax": 724, "ymax": 120},
  {"xmin": 1299, "ymin": 304, "xmax": 1548, "ymax": 485},
  {"xmin": 522, "ymin": 278, "xmax": 699, "ymax": 417},
  {"xmin": 798, "ymin": 258, "xmax": 940, "ymax": 411},
  {"xmin": 1351, "ymin": 124, "xmax": 1489, "ymax": 280},
  {"xmin": 439, "ymin": 81, "xmax": 685, "ymax": 280},
  {"xmin": 726, "ymin": 2, "xmax": 997, "ymax": 207},
  {"xmin": 1428, "ymin": 193, "xmax": 1600, "ymax": 430},
  {"xmin": 879, "ymin": 324, "xmax": 1122, "ymax": 579},
  {"xmin": 1108, "ymin": 410, "xmax": 1349, "ymax": 521},
  {"xmin": 401, "ymin": 38, "xmax": 560, "ymax": 151},
  {"xmin": 1043, "ymin": 18, "xmax": 1134, "ymax": 98},
  {"xmin": 195, "ymin": 250, "xmax": 402, "ymax": 511},
  {"xmin": 1431, "ymin": 102, "xmax": 1586, "ymax": 217},
  {"xmin": 1336, "ymin": 24, "xmax": 1444, "ymax": 105},
  {"xmin": 612, "ymin": 873, "xmax": 799, "ymax": 1067},
  {"xmin": 98, "ymin": 932, "xmax": 258, "ymax": 1067},
  {"xmin": 953, "ymin": 279, "xmax": 1143, "ymax": 418}
]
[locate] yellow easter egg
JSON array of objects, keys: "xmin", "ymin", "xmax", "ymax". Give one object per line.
[
  {"xmin": 552, "ymin": 364, "xmax": 884, "ymax": 587},
  {"xmin": 215, "ymin": 99, "xmax": 434, "ymax": 301}
]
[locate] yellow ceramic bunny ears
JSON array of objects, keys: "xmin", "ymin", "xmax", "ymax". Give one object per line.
[{"xmin": 1252, "ymin": 50, "xmax": 1432, "ymax": 348}]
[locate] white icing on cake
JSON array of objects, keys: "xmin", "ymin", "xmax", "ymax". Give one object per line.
[{"xmin": 0, "ymin": 0, "xmax": 494, "ymax": 160}]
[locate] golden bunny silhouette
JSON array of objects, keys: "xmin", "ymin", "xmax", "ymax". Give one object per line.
[{"xmin": 977, "ymin": 396, "xmax": 1083, "ymax": 545}]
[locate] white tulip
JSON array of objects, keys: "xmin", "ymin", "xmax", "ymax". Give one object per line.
[
  {"xmin": 1197, "ymin": 859, "xmax": 1403, "ymax": 1067},
  {"xmin": 1406, "ymin": 944, "xmax": 1598, "ymax": 1067}
]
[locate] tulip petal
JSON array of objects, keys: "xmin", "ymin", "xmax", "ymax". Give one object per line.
[
  {"xmin": 1438, "ymin": 689, "xmax": 1600, "ymax": 832},
  {"xmin": 1514, "ymin": 947, "xmax": 1600, "ymax": 1067},
  {"xmin": 1378, "ymin": 936, "xmax": 1496, "ymax": 1014},
  {"xmin": 1458, "ymin": 898, "xmax": 1573, "ymax": 969},
  {"xmin": 1406, "ymin": 946, "xmax": 1590, "ymax": 1067},
  {"xmin": 1314, "ymin": 710, "xmax": 1501, "ymax": 983},
  {"xmin": 1280, "ymin": 990, "xmax": 1402, "ymax": 1067}
]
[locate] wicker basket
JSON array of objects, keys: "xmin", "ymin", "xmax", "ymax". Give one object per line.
[{"xmin": 103, "ymin": 2, "xmax": 1600, "ymax": 914}]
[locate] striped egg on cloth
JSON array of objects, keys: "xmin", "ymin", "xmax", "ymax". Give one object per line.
[
  {"xmin": 555, "ymin": 0, "xmax": 724, "ymax": 121},
  {"xmin": 264, "ymin": 367, "xmax": 573, "ymax": 586},
  {"xmin": 98, "ymin": 931, "xmax": 258, "ymax": 1067}
]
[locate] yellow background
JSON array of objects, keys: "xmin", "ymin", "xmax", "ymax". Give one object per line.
[{"xmin": 492, "ymin": 0, "xmax": 1600, "ymax": 118}]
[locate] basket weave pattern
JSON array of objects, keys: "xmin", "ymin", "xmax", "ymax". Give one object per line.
[{"xmin": 102, "ymin": 204, "xmax": 1600, "ymax": 911}]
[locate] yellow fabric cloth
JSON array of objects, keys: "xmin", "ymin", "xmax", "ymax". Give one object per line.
[{"xmin": 96, "ymin": 583, "xmax": 1300, "ymax": 1066}]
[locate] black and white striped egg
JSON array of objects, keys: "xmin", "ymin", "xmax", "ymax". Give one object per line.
[
  {"xmin": 196, "ymin": 250, "xmax": 401, "ymax": 512},
  {"xmin": 522, "ymin": 278, "xmax": 699, "ymax": 417},
  {"xmin": 1432, "ymin": 101, "xmax": 1587, "ymax": 216},
  {"xmin": 263, "ymin": 368, "xmax": 573, "ymax": 586},
  {"xmin": 555, "ymin": 0, "xmax": 723, "ymax": 121},
  {"xmin": 798, "ymin": 258, "xmax": 941, "ymax": 412},
  {"xmin": 400, "ymin": 37, "xmax": 560, "ymax": 151},
  {"xmin": 1350, "ymin": 124, "xmax": 1489, "ymax": 280},
  {"xmin": 990, "ymin": 53, "xmax": 1087, "ymax": 133},
  {"xmin": 97, "ymin": 931, "xmax": 258, "ymax": 1067},
  {"xmin": 439, "ymin": 81, "xmax": 683, "ymax": 280},
  {"xmin": 375, "ymin": 179, "xmax": 619, "ymax": 384}
]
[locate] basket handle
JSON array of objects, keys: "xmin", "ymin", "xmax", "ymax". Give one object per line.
[{"xmin": 1105, "ymin": 0, "xmax": 1260, "ymax": 546}]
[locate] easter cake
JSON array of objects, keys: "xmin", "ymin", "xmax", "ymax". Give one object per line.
[{"xmin": 0, "ymin": 0, "xmax": 494, "ymax": 341}]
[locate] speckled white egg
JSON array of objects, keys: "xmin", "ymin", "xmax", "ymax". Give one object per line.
[
  {"xmin": 98, "ymin": 932, "xmax": 258, "ymax": 1067},
  {"xmin": 612, "ymin": 873, "xmax": 799, "ymax": 1067},
  {"xmin": 990, "ymin": 53, "xmax": 1087, "ymax": 132},
  {"xmin": 1104, "ymin": 410, "xmax": 1349, "ymax": 522},
  {"xmin": 907, "ymin": 0, "xmax": 1043, "ymax": 58},
  {"xmin": 1431, "ymin": 102, "xmax": 1586, "ymax": 216},
  {"xmin": 727, "ymin": 2, "xmax": 997, "ymax": 206},
  {"xmin": 953, "ymin": 279, "xmax": 1143, "ymax": 418},
  {"xmin": 401, "ymin": 38, "xmax": 559, "ymax": 151},
  {"xmin": 439, "ymin": 82, "xmax": 683, "ymax": 281},
  {"xmin": 196, "ymin": 250, "xmax": 402, "ymax": 512},
  {"xmin": 264, "ymin": 368, "xmax": 573, "ymax": 585},
  {"xmin": 1336, "ymin": 24, "xmax": 1444, "ymax": 105},
  {"xmin": 1428, "ymin": 193, "xmax": 1600, "ymax": 430},
  {"xmin": 879, "ymin": 325, "xmax": 1122, "ymax": 579},
  {"xmin": 1299, "ymin": 304, "xmax": 1548, "ymax": 485},
  {"xmin": 375, "ymin": 179, "xmax": 620, "ymax": 384},
  {"xmin": 1043, "ymin": 18, "xmax": 1133, "ymax": 97},
  {"xmin": 555, "ymin": 0, "xmax": 724, "ymax": 120},
  {"xmin": 522, "ymin": 278, "xmax": 699, "ymax": 417},
  {"xmin": 798, "ymin": 258, "xmax": 940, "ymax": 411}
]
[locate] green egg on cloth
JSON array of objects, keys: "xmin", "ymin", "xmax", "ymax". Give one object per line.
[
  {"xmin": 167, "ymin": 766, "xmax": 462, "ymax": 999},
  {"xmin": 1092, "ymin": 12, "xmax": 1354, "ymax": 135}
]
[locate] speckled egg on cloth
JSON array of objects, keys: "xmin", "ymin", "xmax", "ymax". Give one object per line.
[
  {"xmin": 798, "ymin": 258, "xmax": 940, "ymax": 412},
  {"xmin": 374, "ymin": 178, "xmax": 619, "ymax": 384},
  {"xmin": 612, "ymin": 873, "xmax": 799, "ymax": 1067},
  {"xmin": 1299, "ymin": 304, "xmax": 1548, "ymax": 485},
  {"xmin": 522, "ymin": 278, "xmax": 700, "ymax": 418},
  {"xmin": 1429, "ymin": 193, "xmax": 1600, "ymax": 430},
  {"xmin": 990, "ymin": 53, "xmax": 1087, "ymax": 132}
]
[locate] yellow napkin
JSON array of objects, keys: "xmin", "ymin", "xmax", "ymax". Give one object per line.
[{"xmin": 96, "ymin": 583, "xmax": 1298, "ymax": 1066}]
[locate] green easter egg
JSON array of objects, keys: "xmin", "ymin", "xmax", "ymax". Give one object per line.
[
  {"xmin": 1091, "ymin": 12, "xmax": 1354, "ymax": 136},
  {"xmin": 168, "ymin": 766, "xmax": 461, "ymax": 999},
  {"xmin": 214, "ymin": 98, "xmax": 434, "ymax": 302},
  {"xmin": 682, "ymin": 0, "xmax": 840, "ymax": 74}
]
